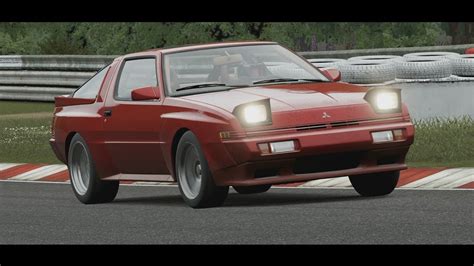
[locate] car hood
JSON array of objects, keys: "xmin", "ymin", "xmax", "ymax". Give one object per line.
[{"xmin": 181, "ymin": 82, "xmax": 369, "ymax": 113}]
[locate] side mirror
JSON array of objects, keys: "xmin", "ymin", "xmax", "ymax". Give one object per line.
[
  {"xmin": 321, "ymin": 68, "xmax": 341, "ymax": 82},
  {"xmin": 131, "ymin": 86, "xmax": 160, "ymax": 101}
]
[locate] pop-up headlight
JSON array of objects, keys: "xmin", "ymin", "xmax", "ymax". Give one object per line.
[
  {"xmin": 364, "ymin": 88, "xmax": 402, "ymax": 113},
  {"xmin": 233, "ymin": 99, "xmax": 272, "ymax": 127}
]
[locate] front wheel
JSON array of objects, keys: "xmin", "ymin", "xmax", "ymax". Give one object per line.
[
  {"xmin": 233, "ymin": 185, "xmax": 271, "ymax": 194},
  {"xmin": 68, "ymin": 134, "xmax": 119, "ymax": 204},
  {"xmin": 176, "ymin": 131, "xmax": 229, "ymax": 208},
  {"xmin": 349, "ymin": 171, "xmax": 399, "ymax": 197}
]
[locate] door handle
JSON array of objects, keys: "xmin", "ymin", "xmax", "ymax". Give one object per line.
[{"xmin": 104, "ymin": 110, "xmax": 112, "ymax": 117}]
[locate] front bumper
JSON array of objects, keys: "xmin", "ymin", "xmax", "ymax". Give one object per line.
[{"xmin": 211, "ymin": 119, "xmax": 414, "ymax": 186}]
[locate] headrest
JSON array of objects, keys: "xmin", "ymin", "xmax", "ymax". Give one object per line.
[{"xmin": 213, "ymin": 54, "xmax": 243, "ymax": 66}]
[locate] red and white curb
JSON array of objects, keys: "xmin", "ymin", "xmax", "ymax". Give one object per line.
[{"xmin": 0, "ymin": 163, "xmax": 473, "ymax": 190}]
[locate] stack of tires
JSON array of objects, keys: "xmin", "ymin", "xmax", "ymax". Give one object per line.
[
  {"xmin": 448, "ymin": 54, "xmax": 474, "ymax": 77},
  {"xmin": 336, "ymin": 55, "xmax": 401, "ymax": 84},
  {"xmin": 307, "ymin": 50, "xmax": 474, "ymax": 84},
  {"xmin": 307, "ymin": 58, "xmax": 346, "ymax": 69},
  {"xmin": 308, "ymin": 56, "xmax": 401, "ymax": 84},
  {"xmin": 394, "ymin": 52, "xmax": 457, "ymax": 80}
]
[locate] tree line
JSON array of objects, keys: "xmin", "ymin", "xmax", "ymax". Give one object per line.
[{"xmin": 0, "ymin": 22, "xmax": 472, "ymax": 55}]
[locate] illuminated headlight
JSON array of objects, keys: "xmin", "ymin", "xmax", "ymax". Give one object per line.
[
  {"xmin": 233, "ymin": 99, "xmax": 272, "ymax": 127},
  {"xmin": 364, "ymin": 88, "xmax": 402, "ymax": 113},
  {"xmin": 243, "ymin": 104, "xmax": 268, "ymax": 124},
  {"xmin": 375, "ymin": 91, "xmax": 399, "ymax": 110}
]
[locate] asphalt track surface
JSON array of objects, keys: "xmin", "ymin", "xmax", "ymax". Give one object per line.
[{"xmin": 0, "ymin": 181, "xmax": 472, "ymax": 244}]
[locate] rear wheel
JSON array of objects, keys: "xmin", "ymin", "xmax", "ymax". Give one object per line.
[
  {"xmin": 233, "ymin": 185, "xmax": 271, "ymax": 194},
  {"xmin": 349, "ymin": 171, "xmax": 399, "ymax": 197},
  {"xmin": 176, "ymin": 131, "xmax": 229, "ymax": 208},
  {"xmin": 68, "ymin": 134, "xmax": 119, "ymax": 204}
]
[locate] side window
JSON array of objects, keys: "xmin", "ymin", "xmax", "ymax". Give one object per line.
[
  {"xmin": 73, "ymin": 66, "xmax": 109, "ymax": 99},
  {"xmin": 116, "ymin": 58, "xmax": 157, "ymax": 100}
]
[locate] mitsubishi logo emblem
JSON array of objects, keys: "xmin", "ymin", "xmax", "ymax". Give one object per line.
[{"xmin": 322, "ymin": 112, "xmax": 331, "ymax": 119}]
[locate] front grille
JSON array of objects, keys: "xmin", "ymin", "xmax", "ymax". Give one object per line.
[
  {"xmin": 293, "ymin": 152, "xmax": 362, "ymax": 174},
  {"xmin": 330, "ymin": 120, "xmax": 359, "ymax": 128},
  {"xmin": 295, "ymin": 123, "xmax": 327, "ymax": 131},
  {"xmin": 227, "ymin": 117, "xmax": 404, "ymax": 140},
  {"xmin": 294, "ymin": 120, "xmax": 360, "ymax": 132}
]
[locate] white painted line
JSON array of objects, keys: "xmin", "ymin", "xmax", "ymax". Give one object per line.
[
  {"xmin": 321, "ymin": 177, "xmax": 352, "ymax": 187},
  {"xmin": 299, "ymin": 176, "xmax": 348, "ymax": 187},
  {"xmin": 438, "ymin": 174, "xmax": 474, "ymax": 189},
  {"xmin": 421, "ymin": 168, "xmax": 474, "ymax": 188},
  {"xmin": 8, "ymin": 165, "xmax": 68, "ymax": 181},
  {"xmin": 308, "ymin": 176, "xmax": 350, "ymax": 187},
  {"xmin": 400, "ymin": 168, "xmax": 465, "ymax": 188},
  {"xmin": 0, "ymin": 163, "xmax": 22, "ymax": 172}
]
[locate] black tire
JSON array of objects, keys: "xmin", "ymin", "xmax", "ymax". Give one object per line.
[
  {"xmin": 349, "ymin": 171, "xmax": 399, "ymax": 197},
  {"xmin": 176, "ymin": 131, "xmax": 229, "ymax": 208},
  {"xmin": 68, "ymin": 134, "xmax": 119, "ymax": 204},
  {"xmin": 233, "ymin": 184, "xmax": 271, "ymax": 194}
]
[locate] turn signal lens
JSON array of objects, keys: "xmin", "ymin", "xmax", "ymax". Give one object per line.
[
  {"xmin": 393, "ymin": 129, "xmax": 405, "ymax": 141},
  {"xmin": 258, "ymin": 143, "xmax": 271, "ymax": 154}
]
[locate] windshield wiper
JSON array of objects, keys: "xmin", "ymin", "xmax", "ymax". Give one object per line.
[
  {"xmin": 176, "ymin": 83, "xmax": 228, "ymax": 92},
  {"xmin": 176, "ymin": 83, "xmax": 251, "ymax": 92},
  {"xmin": 253, "ymin": 78, "xmax": 326, "ymax": 85}
]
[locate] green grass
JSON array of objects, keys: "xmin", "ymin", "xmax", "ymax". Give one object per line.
[
  {"xmin": 0, "ymin": 101, "xmax": 473, "ymax": 167},
  {"xmin": 0, "ymin": 100, "xmax": 54, "ymax": 115},
  {"xmin": 0, "ymin": 116, "xmax": 61, "ymax": 164},
  {"xmin": 405, "ymin": 116, "xmax": 474, "ymax": 167}
]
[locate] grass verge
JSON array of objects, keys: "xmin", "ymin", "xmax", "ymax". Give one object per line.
[
  {"xmin": 0, "ymin": 100, "xmax": 54, "ymax": 115},
  {"xmin": 405, "ymin": 116, "xmax": 474, "ymax": 167},
  {"xmin": 0, "ymin": 116, "xmax": 61, "ymax": 164}
]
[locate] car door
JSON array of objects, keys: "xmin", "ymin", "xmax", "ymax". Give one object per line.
[{"xmin": 103, "ymin": 56, "xmax": 168, "ymax": 175}]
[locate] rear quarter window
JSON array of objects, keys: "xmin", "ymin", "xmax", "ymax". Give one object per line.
[{"xmin": 73, "ymin": 66, "xmax": 110, "ymax": 99}]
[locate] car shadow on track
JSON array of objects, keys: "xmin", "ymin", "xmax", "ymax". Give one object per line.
[{"xmin": 112, "ymin": 188, "xmax": 384, "ymax": 208}]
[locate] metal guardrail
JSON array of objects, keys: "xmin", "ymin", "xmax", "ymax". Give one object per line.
[
  {"xmin": 0, "ymin": 55, "xmax": 116, "ymax": 71},
  {"xmin": 0, "ymin": 44, "xmax": 473, "ymax": 102},
  {"xmin": 0, "ymin": 55, "xmax": 116, "ymax": 101}
]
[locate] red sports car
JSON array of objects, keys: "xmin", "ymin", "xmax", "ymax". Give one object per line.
[{"xmin": 50, "ymin": 41, "xmax": 414, "ymax": 208}]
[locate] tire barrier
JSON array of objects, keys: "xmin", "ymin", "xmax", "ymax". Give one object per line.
[
  {"xmin": 395, "ymin": 58, "xmax": 452, "ymax": 80},
  {"xmin": 403, "ymin": 51, "xmax": 460, "ymax": 60},
  {"xmin": 347, "ymin": 55, "xmax": 402, "ymax": 62},
  {"xmin": 307, "ymin": 58, "xmax": 346, "ymax": 69},
  {"xmin": 448, "ymin": 54, "xmax": 474, "ymax": 77},
  {"xmin": 336, "ymin": 60, "xmax": 397, "ymax": 84}
]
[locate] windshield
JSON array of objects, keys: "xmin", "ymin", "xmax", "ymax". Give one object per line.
[{"xmin": 162, "ymin": 44, "xmax": 329, "ymax": 96}]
